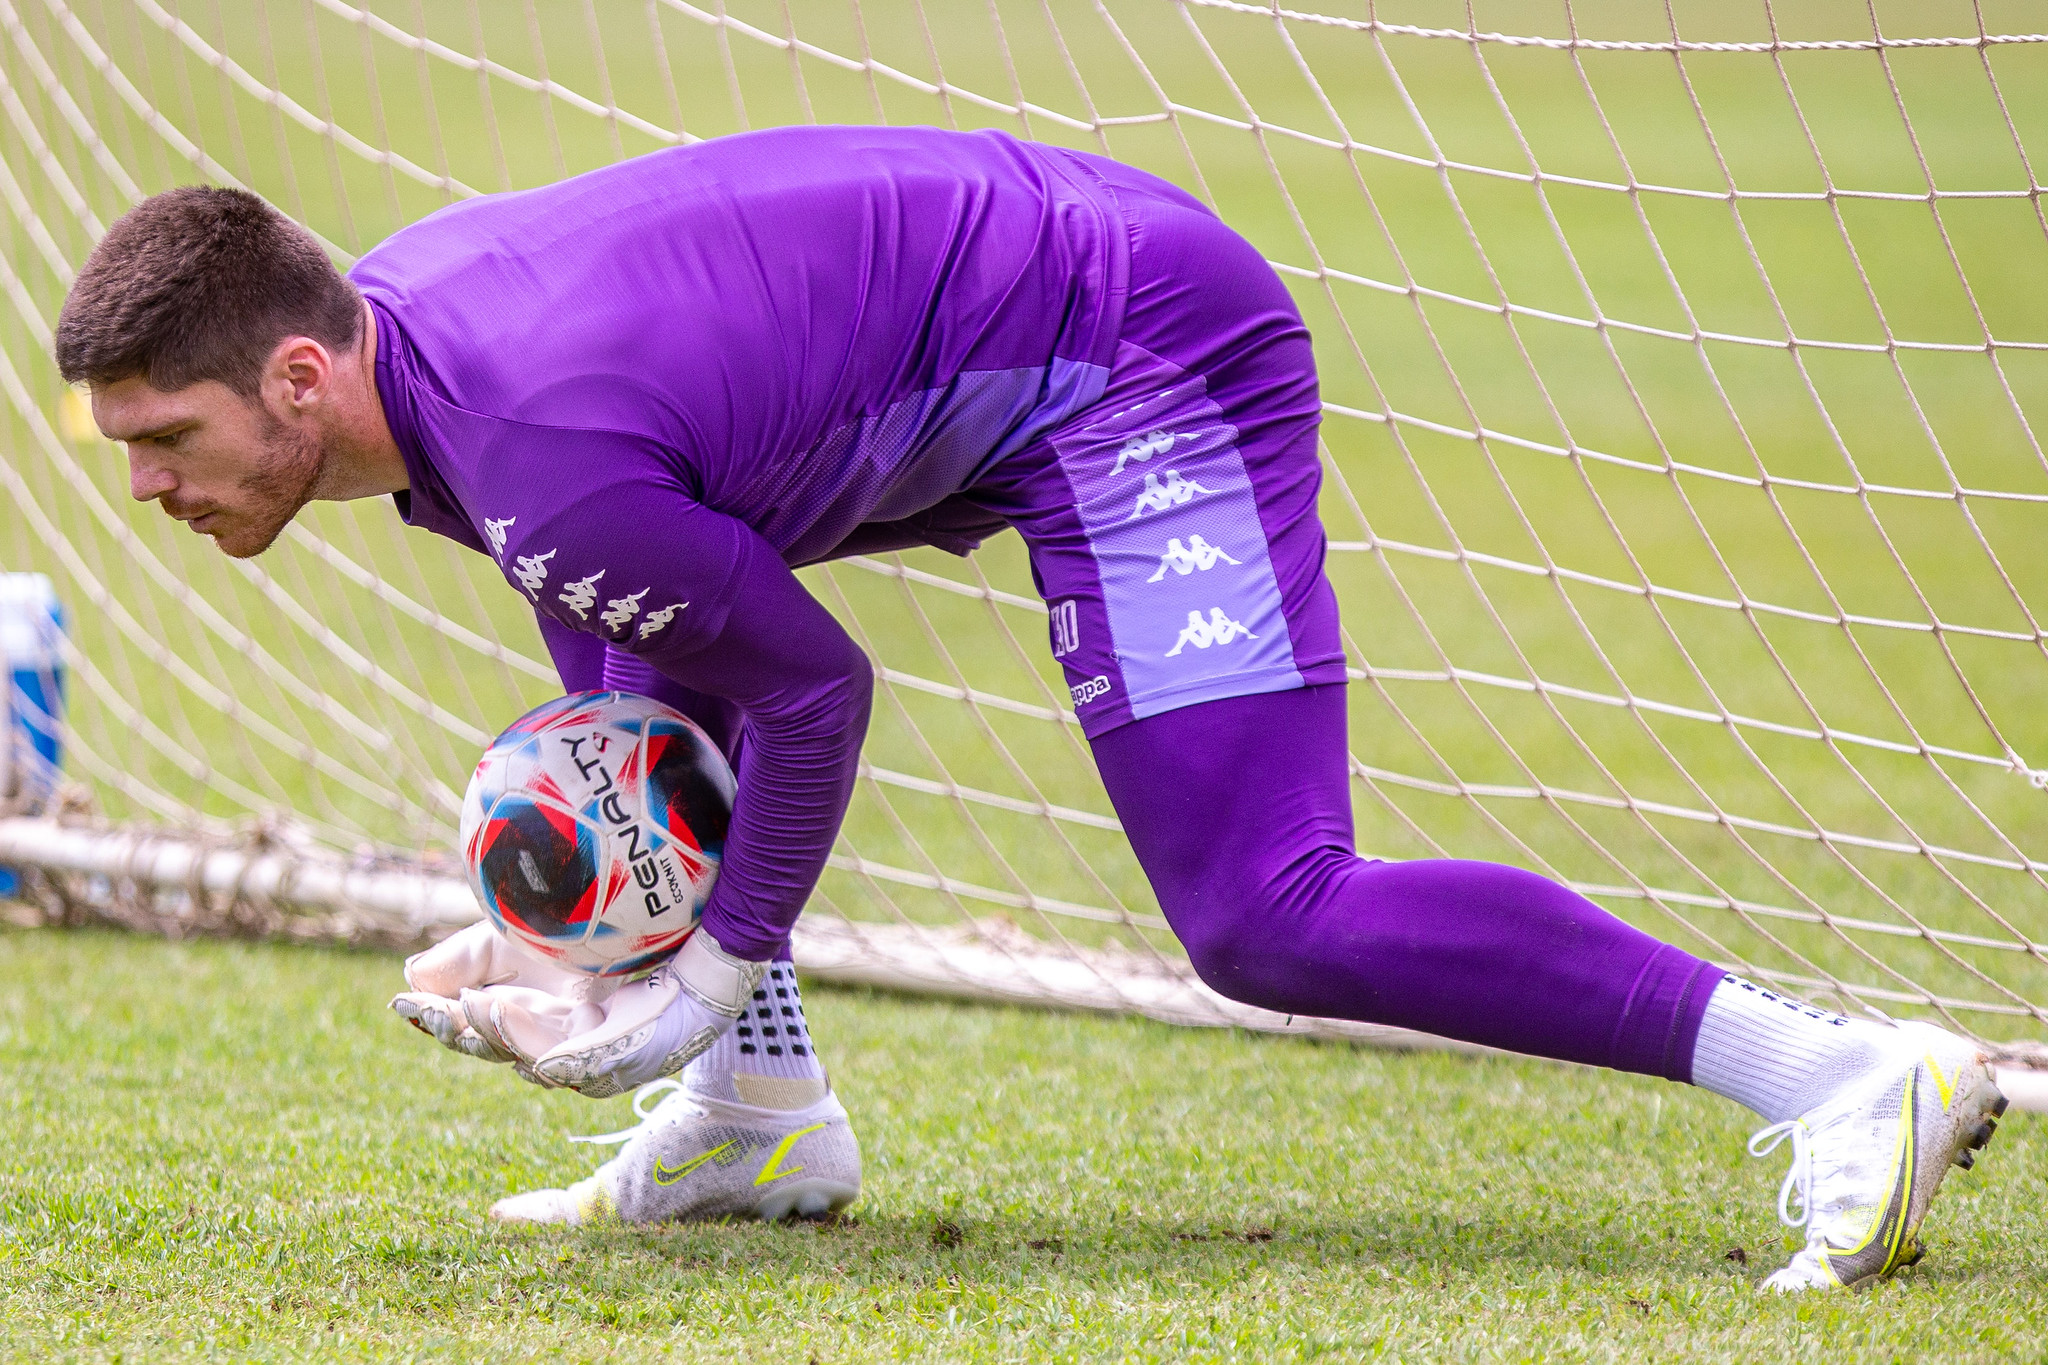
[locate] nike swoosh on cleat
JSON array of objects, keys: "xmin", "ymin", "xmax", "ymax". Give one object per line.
[
  {"xmin": 652, "ymin": 1141, "xmax": 735, "ymax": 1186},
  {"xmin": 1819, "ymin": 1071, "xmax": 1919, "ymax": 1286},
  {"xmin": 753, "ymin": 1122, "xmax": 827, "ymax": 1187}
]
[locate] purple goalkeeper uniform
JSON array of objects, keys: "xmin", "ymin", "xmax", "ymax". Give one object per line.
[
  {"xmin": 353, "ymin": 125, "xmax": 1339, "ymax": 951},
  {"xmin": 357, "ymin": 126, "xmax": 1718, "ymax": 1081}
]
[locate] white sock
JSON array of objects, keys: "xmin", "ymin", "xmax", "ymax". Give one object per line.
[
  {"xmin": 1689, "ymin": 974, "xmax": 1890, "ymax": 1122},
  {"xmin": 685, "ymin": 960, "xmax": 830, "ymax": 1110}
]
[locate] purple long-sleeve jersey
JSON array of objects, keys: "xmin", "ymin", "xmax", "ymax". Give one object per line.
[{"xmin": 352, "ymin": 126, "xmax": 1129, "ymax": 960}]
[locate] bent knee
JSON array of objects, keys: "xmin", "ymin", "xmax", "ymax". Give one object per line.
[
  {"xmin": 1175, "ymin": 906, "xmax": 1312, "ymax": 1016},
  {"xmin": 1163, "ymin": 850, "xmax": 1394, "ymax": 1017}
]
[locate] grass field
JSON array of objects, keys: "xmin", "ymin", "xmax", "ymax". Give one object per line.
[{"xmin": 4, "ymin": 926, "xmax": 2047, "ymax": 1363}]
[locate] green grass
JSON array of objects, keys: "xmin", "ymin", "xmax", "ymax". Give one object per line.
[{"xmin": 4, "ymin": 926, "xmax": 2047, "ymax": 1362}]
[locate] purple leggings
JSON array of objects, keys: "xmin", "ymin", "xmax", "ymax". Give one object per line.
[{"xmin": 1093, "ymin": 683, "xmax": 1721, "ymax": 1080}]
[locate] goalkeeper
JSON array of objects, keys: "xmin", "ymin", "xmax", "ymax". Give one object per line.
[{"xmin": 56, "ymin": 125, "xmax": 2007, "ymax": 1290}]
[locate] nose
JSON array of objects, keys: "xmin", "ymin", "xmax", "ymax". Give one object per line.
[{"xmin": 127, "ymin": 449, "xmax": 178, "ymax": 503}]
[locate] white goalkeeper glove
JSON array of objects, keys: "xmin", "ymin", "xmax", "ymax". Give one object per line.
[
  {"xmin": 391, "ymin": 920, "xmax": 596, "ymax": 1064},
  {"xmin": 391, "ymin": 921, "xmax": 769, "ymax": 1099}
]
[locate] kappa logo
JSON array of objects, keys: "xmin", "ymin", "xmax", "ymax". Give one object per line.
[
  {"xmin": 1166, "ymin": 607, "xmax": 1257, "ymax": 657},
  {"xmin": 1128, "ymin": 470, "xmax": 1217, "ymax": 521},
  {"xmin": 483, "ymin": 515, "xmax": 515, "ymax": 558},
  {"xmin": 599, "ymin": 587, "xmax": 651, "ymax": 635},
  {"xmin": 1050, "ymin": 600, "xmax": 1080, "ymax": 658},
  {"xmin": 1070, "ymin": 674, "xmax": 1112, "ymax": 707},
  {"xmin": 512, "ymin": 548, "xmax": 557, "ymax": 598},
  {"xmin": 1110, "ymin": 427, "xmax": 1198, "ymax": 477},
  {"xmin": 1147, "ymin": 535, "xmax": 1241, "ymax": 583},
  {"xmin": 639, "ymin": 603, "xmax": 688, "ymax": 639},
  {"xmin": 559, "ymin": 569, "xmax": 606, "ymax": 620}
]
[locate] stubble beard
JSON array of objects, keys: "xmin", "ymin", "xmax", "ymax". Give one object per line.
[{"xmin": 213, "ymin": 414, "xmax": 326, "ymax": 559}]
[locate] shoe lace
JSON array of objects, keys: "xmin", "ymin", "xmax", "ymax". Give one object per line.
[
  {"xmin": 567, "ymin": 1076, "xmax": 700, "ymax": 1147},
  {"xmin": 1748, "ymin": 1119, "xmax": 1814, "ymax": 1228}
]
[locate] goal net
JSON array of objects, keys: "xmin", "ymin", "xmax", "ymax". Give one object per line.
[{"xmin": 3, "ymin": 0, "xmax": 2047, "ymax": 1059}]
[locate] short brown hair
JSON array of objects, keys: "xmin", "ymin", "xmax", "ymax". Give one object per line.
[{"xmin": 55, "ymin": 186, "xmax": 361, "ymax": 397}]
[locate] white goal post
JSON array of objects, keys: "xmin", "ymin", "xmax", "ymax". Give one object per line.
[{"xmin": 4, "ymin": 1, "xmax": 2048, "ymax": 1086}]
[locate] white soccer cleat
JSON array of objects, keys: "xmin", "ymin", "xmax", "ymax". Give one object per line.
[
  {"xmin": 488, "ymin": 1184, "xmax": 595, "ymax": 1226},
  {"xmin": 489, "ymin": 1078, "xmax": 860, "ymax": 1227},
  {"xmin": 1747, "ymin": 1020, "xmax": 2006, "ymax": 1291}
]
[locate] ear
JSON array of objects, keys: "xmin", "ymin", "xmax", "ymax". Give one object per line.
[{"xmin": 260, "ymin": 334, "xmax": 336, "ymax": 417}]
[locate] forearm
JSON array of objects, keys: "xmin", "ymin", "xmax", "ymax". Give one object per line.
[
  {"xmin": 516, "ymin": 482, "xmax": 872, "ymax": 965},
  {"xmin": 541, "ymin": 632, "xmax": 865, "ymax": 961},
  {"xmin": 626, "ymin": 540, "xmax": 872, "ymax": 962},
  {"xmin": 700, "ymin": 651, "xmax": 870, "ymax": 960}
]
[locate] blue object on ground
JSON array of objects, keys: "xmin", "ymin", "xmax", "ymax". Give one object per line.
[{"xmin": 0, "ymin": 572, "xmax": 67, "ymax": 899}]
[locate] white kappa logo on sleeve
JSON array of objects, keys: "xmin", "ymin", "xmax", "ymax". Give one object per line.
[
  {"xmin": 483, "ymin": 516, "xmax": 515, "ymax": 558},
  {"xmin": 599, "ymin": 587, "xmax": 650, "ymax": 635},
  {"xmin": 638, "ymin": 603, "xmax": 688, "ymax": 639},
  {"xmin": 1165, "ymin": 607, "xmax": 1257, "ymax": 657},
  {"xmin": 512, "ymin": 548, "xmax": 557, "ymax": 598},
  {"xmin": 1147, "ymin": 535, "xmax": 1240, "ymax": 583},
  {"xmin": 559, "ymin": 570, "xmax": 606, "ymax": 620}
]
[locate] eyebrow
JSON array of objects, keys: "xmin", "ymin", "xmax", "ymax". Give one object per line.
[{"xmin": 103, "ymin": 417, "xmax": 196, "ymax": 444}]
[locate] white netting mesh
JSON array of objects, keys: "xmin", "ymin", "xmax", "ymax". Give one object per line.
[{"xmin": 3, "ymin": 0, "xmax": 2047, "ymax": 1046}]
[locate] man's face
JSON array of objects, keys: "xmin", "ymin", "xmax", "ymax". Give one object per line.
[{"xmin": 93, "ymin": 376, "xmax": 325, "ymax": 559}]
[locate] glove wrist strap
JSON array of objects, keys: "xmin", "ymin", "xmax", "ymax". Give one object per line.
[{"xmin": 670, "ymin": 928, "xmax": 767, "ymax": 1018}]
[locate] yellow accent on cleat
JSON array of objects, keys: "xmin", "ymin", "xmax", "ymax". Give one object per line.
[
  {"xmin": 1924, "ymin": 1053, "xmax": 1960, "ymax": 1110},
  {"xmin": 754, "ymin": 1122, "xmax": 826, "ymax": 1186},
  {"xmin": 1814, "ymin": 1073, "xmax": 1918, "ymax": 1286},
  {"xmin": 1755, "ymin": 1023, "xmax": 2003, "ymax": 1292}
]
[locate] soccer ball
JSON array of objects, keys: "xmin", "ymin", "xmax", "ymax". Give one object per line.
[{"xmin": 459, "ymin": 691, "xmax": 735, "ymax": 977}]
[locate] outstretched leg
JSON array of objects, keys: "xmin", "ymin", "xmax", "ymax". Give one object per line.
[
  {"xmin": 984, "ymin": 152, "xmax": 2006, "ymax": 1288},
  {"xmin": 1090, "ymin": 681, "xmax": 1720, "ymax": 1078},
  {"xmin": 1092, "ymin": 682, "xmax": 2008, "ymax": 1289}
]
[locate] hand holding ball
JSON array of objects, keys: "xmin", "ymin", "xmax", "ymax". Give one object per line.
[
  {"xmin": 458, "ymin": 690, "xmax": 735, "ymax": 977},
  {"xmin": 393, "ymin": 691, "xmax": 743, "ymax": 1097}
]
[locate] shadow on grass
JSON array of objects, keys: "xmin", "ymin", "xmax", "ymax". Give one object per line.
[{"xmin": 506, "ymin": 1206, "xmax": 1766, "ymax": 1289}]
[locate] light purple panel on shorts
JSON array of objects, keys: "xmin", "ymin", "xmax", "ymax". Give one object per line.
[{"xmin": 1052, "ymin": 363, "xmax": 1303, "ymax": 721}]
